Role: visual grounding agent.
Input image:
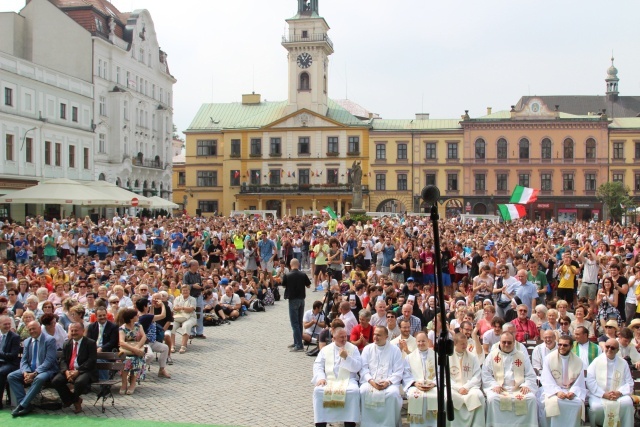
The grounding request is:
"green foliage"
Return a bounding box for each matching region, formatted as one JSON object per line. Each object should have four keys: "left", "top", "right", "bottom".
{"left": 596, "top": 181, "right": 634, "bottom": 222}
{"left": 347, "top": 213, "right": 372, "bottom": 224}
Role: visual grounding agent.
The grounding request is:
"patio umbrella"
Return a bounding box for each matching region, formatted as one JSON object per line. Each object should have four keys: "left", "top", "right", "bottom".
{"left": 148, "top": 196, "right": 179, "bottom": 209}
{"left": 84, "top": 181, "right": 153, "bottom": 207}
{"left": 1, "top": 178, "right": 120, "bottom": 206}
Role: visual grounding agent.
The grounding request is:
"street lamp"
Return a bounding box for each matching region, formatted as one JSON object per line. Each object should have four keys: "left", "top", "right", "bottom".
{"left": 20, "top": 127, "right": 37, "bottom": 151}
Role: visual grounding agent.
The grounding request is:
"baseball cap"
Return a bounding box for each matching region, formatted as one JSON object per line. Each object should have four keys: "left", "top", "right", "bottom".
{"left": 220, "top": 278, "right": 229, "bottom": 285}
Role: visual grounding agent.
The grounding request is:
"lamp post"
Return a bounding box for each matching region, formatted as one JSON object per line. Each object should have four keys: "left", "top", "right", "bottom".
{"left": 20, "top": 127, "right": 37, "bottom": 151}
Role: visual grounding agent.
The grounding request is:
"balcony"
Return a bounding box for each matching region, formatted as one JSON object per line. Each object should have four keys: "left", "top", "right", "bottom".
{"left": 132, "top": 158, "right": 167, "bottom": 170}
{"left": 239, "top": 183, "right": 368, "bottom": 194}
{"left": 282, "top": 34, "right": 333, "bottom": 49}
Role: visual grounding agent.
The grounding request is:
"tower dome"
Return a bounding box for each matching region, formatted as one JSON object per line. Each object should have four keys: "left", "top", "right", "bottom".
{"left": 606, "top": 56, "right": 619, "bottom": 100}
{"left": 607, "top": 57, "right": 618, "bottom": 78}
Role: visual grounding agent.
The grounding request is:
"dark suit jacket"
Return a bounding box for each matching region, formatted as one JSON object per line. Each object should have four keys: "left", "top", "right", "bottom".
{"left": 60, "top": 337, "right": 98, "bottom": 382}
{"left": 0, "top": 330, "right": 21, "bottom": 368}
{"left": 86, "top": 320, "right": 119, "bottom": 352}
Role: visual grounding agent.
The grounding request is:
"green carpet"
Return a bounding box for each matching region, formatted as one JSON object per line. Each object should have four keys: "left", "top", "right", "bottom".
{"left": 0, "top": 412, "right": 241, "bottom": 427}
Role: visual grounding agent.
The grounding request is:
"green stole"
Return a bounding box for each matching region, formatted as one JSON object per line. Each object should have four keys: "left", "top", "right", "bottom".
{"left": 572, "top": 341, "right": 598, "bottom": 364}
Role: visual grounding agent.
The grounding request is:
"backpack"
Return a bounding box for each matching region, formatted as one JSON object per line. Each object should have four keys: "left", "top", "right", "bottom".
{"left": 250, "top": 299, "right": 266, "bottom": 312}
{"left": 272, "top": 285, "right": 281, "bottom": 301}
{"left": 263, "top": 288, "right": 275, "bottom": 306}
{"left": 203, "top": 313, "right": 220, "bottom": 326}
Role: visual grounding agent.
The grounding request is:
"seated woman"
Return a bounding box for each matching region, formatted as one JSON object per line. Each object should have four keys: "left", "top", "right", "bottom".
{"left": 171, "top": 286, "right": 197, "bottom": 354}
{"left": 40, "top": 312, "right": 67, "bottom": 350}
{"left": 116, "top": 308, "right": 147, "bottom": 395}
{"left": 202, "top": 289, "right": 229, "bottom": 323}
{"left": 16, "top": 310, "right": 36, "bottom": 342}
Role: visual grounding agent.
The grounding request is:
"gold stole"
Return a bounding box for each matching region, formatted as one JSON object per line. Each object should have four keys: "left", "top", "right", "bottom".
{"left": 544, "top": 352, "right": 584, "bottom": 419}
{"left": 449, "top": 351, "right": 482, "bottom": 411}
{"left": 407, "top": 349, "right": 437, "bottom": 424}
{"left": 322, "top": 342, "right": 355, "bottom": 408}
{"left": 489, "top": 349, "right": 528, "bottom": 415}
{"left": 595, "top": 356, "right": 626, "bottom": 427}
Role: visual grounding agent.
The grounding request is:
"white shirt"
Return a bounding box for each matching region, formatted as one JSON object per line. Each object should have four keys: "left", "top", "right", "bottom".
{"left": 339, "top": 311, "right": 358, "bottom": 335}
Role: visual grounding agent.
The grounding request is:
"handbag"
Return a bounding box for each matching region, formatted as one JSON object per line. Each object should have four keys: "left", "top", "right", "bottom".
{"left": 173, "top": 313, "right": 190, "bottom": 323}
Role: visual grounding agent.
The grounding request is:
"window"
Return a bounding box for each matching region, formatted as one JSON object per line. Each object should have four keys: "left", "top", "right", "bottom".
{"left": 563, "top": 138, "right": 574, "bottom": 159}
{"left": 60, "top": 103, "right": 67, "bottom": 119}
{"left": 497, "top": 138, "right": 508, "bottom": 160}
{"left": 518, "top": 173, "right": 530, "bottom": 187}
{"left": 231, "top": 139, "right": 241, "bottom": 156}
{"left": 375, "top": 174, "right": 386, "bottom": 191}
{"left": 298, "top": 137, "right": 310, "bottom": 154}
{"left": 299, "top": 72, "right": 310, "bottom": 90}
{"left": 45, "top": 141, "right": 51, "bottom": 165}
{"left": 613, "top": 142, "right": 624, "bottom": 159}
{"left": 269, "top": 169, "right": 280, "bottom": 185}
{"left": 4, "top": 87, "right": 12, "bottom": 106}
{"left": 83, "top": 147, "right": 89, "bottom": 169}
{"left": 99, "top": 97, "right": 107, "bottom": 116}
{"left": 375, "top": 144, "right": 386, "bottom": 160}
{"left": 447, "top": 173, "right": 458, "bottom": 191}
{"left": 585, "top": 173, "right": 596, "bottom": 191}
{"left": 327, "top": 168, "right": 339, "bottom": 184}
{"left": 475, "top": 138, "right": 485, "bottom": 159}
{"left": 563, "top": 173, "right": 574, "bottom": 191}
{"left": 71, "top": 106, "right": 78, "bottom": 122}
{"left": 519, "top": 138, "right": 529, "bottom": 159}
{"left": 397, "top": 174, "right": 407, "bottom": 190}
{"left": 586, "top": 138, "right": 596, "bottom": 159}
{"left": 496, "top": 173, "right": 508, "bottom": 191}
{"left": 612, "top": 173, "right": 624, "bottom": 183}
{"left": 198, "top": 200, "right": 219, "bottom": 213}
{"left": 197, "top": 171, "right": 218, "bottom": 187}
{"left": 541, "top": 174, "right": 552, "bottom": 191}
{"left": 348, "top": 137, "right": 359, "bottom": 154}
{"left": 270, "top": 138, "right": 281, "bottom": 155}
{"left": 447, "top": 143, "right": 458, "bottom": 160}
{"left": 116, "top": 66, "right": 121, "bottom": 84}
{"left": 327, "top": 137, "right": 339, "bottom": 154}
{"left": 196, "top": 140, "right": 217, "bottom": 156}
{"left": 250, "top": 169, "right": 261, "bottom": 185}
{"left": 25, "top": 137, "right": 33, "bottom": 163}
{"left": 425, "top": 173, "right": 436, "bottom": 186}
{"left": 178, "top": 172, "right": 186, "bottom": 186}
{"left": 54, "top": 143, "right": 61, "bottom": 166}
{"left": 250, "top": 138, "right": 261, "bottom": 156}
{"left": 397, "top": 143, "right": 407, "bottom": 160}
{"left": 5, "top": 135, "right": 13, "bottom": 161}
{"left": 302, "top": 30, "right": 308, "bottom": 38}
{"left": 636, "top": 174, "right": 640, "bottom": 191}
{"left": 98, "top": 134, "right": 106, "bottom": 153}
{"left": 299, "top": 169, "right": 310, "bottom": 185}
{"left": 69, "top": 145, "right": 75, "bottom": 168}
{"left": 541, "top": 138, "right": 552, "bottom": 159}
{"left": 123, "top": 101, "right": 128, "bottom": 121}
{"left": 475, "top": 173, "right": 486, "bottom": 191}
{"left": 425, "top": 142, "right": 436, "bottom": 159}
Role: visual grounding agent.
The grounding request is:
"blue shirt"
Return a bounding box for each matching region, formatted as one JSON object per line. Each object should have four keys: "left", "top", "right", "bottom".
{"left": 153, "top": 229, "right": 163, "bottom": 245}
{"left": 96, "top": 235, "right": 110, "bottom": 253}
{"left": 14, "top": 239, "right": 28, "bottom": 259}
{"left": 88, "top": 234, "right": 98, "bottom": 252}
{"left": 515, "top": 281, "right": 539, "bottom": 314}
{"left": 170, "top": 232, "right": 183, "bottom": 249}
{"left": 257, "top": 238, "right": 275, "bottom": 262}
{"left": 382, "top": 245, "right": 395, "bottom": 267}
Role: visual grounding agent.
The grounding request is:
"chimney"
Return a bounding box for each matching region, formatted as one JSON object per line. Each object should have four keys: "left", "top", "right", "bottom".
{"left": 415, "top": 113, "right": 430, "bottom": 120}
{"left": 242, "top": 93, "right": 261, "bottom": 105}
{"left": 486, "top": 107, "right": 492, "bottom": 115}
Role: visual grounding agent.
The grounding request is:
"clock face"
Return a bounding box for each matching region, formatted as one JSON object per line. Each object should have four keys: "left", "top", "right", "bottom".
{"left": 297, "top": 52, "right": 313, "bottom": 68}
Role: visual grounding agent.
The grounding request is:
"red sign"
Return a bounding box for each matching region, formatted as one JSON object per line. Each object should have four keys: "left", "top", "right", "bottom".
{"left": 131, "top": 198, "right": 139, "bottom": 207}
{"left": 465, "top": 202, "right": 471, "bottom": 212}
{"left": 537, "top": 203, "right": 550, "bottom": 208}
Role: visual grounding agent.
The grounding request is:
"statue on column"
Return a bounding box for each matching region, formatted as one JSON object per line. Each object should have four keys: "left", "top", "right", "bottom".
{"left": 349, "top": 160, "right": 365, "bottom": 215}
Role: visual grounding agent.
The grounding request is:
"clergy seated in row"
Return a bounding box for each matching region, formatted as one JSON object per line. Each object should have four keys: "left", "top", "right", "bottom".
{"left": 538, "top": 336, "right": 587, "bottom": 427}
{"left": 572, "top": 325, "right": 601, "bottom": 370}
{"left": 358, "top": 325, "right": 404, "bottom": 427}
{"left": 482, "top": 331, "right": 538, "bottom": 427}
{"left": 447, "top": 332, "right": 485, "bottom": 427}
{"left": 311, "top": 327, "right": 361, "bottom": 427}
{"left": 489, "top": 322, "right": 528, "bottom": 354}
{"left": 401, "top": 331, "right": 438, "bottom": 427}
{"left": 585, "top": 338, "right": 635, "bottom": 427}
{"left": 390, "top": 319, "right": 417, "bottom": 359}
{"left": 532, "top": 330, "right": 557, "bottom": 375}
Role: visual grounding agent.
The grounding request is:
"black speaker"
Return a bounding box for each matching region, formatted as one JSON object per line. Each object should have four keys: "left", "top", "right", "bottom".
{"left": 89, "top": 213, "right": 99, "bottom": 224}
{"left": 195, "top": 209, "right": 202, "bottom": 217}
{"left": 421, "top": 185, "right": 441, "bottom": 205}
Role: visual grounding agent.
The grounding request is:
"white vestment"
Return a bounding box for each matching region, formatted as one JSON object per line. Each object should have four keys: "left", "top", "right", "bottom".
{"left": 401, "top": 348, "right": 438, "bottom": 427}
{"left": 482, "top": 347, "right": 539, "bottom": 427}
{"left": 585, "top": 354, "right": 635, "bottom": 427}
{"left": 359, "top": 342, "right": 404, "bottom": 427}
{"left": 538, "top": 350, "right": 586, "bottom": 427}
{"left": 391, "top": 334, "right": 417, "bottom": 358}
{"left": 531, "top": 343, "right": 557, "bottom": 373}
{"left": 312, "top": 342, "right": 362, "bottom": 423}
{"left": 447, "top": 349, "right": 485, "bottom": 427}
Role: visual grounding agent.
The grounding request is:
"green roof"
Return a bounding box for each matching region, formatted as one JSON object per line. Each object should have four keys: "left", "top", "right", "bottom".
{"left": 609, "top": 118, "right": 640, "bottom": 129}
{"left": 186, "top": 99, "right": 367, "bottom": 132}
{"left": 370, "top": 119, "right": 461, "bottom": 131}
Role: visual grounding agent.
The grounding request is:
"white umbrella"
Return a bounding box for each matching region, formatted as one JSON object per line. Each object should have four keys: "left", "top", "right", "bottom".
{"left": 84, "top": 181, "right": 153, "bottom": 207}
{"left": 148, "top": 196, "right": 179, "bottom": 209}
{"left": 1, "top": 178, "right": 120, "bottom": 206}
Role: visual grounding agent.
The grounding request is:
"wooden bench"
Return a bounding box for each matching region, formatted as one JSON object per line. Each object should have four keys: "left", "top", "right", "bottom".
{"left": 92, "top": 352, "right": 126, "bottom": 413}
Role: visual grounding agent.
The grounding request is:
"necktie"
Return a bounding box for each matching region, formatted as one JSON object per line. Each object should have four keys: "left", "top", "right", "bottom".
{"left": 0, "top": 333, "right": 4, "bottom": 351}
{"left": 98, "top": 323, "right": 104, "bottom": 347}
{"left": 70, "top": 341, "right": 78, "bottom": 370}
{"left": 31, "top": 339, "right": 38, "bottom": 371}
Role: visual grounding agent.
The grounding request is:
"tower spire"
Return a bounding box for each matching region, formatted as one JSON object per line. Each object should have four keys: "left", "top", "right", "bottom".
{"left": 605, "top": 56, "right": 619, "bottom": 101}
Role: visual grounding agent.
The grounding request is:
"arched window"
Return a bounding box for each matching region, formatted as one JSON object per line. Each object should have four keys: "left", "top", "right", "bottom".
{"left": 541, "top": 138, "right": 552, "bottom": 159}
{"left": 585, "top": 138, "right": 596, "bottom": 159}
{"left": 134, "top": 179, "right": 140, "bottom": 188}
{"left": 519, "top": 138, "right": 529, "bottom": 159}
{"left": 563, "top": 138, "right": 574, "bottom": 159}
{"left": 98, "top": 173, "right": 106, "bottom": 181}
{"left": 299, "top": 72, "right": 310, "bottom": 91}
{"left": 497, "top": 138, "right": 507, "bottom": 159}
{"left": 323, "top": 74, "right": 327, "bottom": 93}
{"left": 115, "top": 177, "right": 122, "bottom": 187}
{"left": 475, "top": 138, "right": 485, "bottom": 159}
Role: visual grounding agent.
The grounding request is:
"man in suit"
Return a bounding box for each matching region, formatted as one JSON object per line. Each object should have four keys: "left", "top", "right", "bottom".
{"left": 7, "top": 320, "right": 59, "bottom": 417}
{"left": 51, "top": 322, "right": 97, "bottom": 413}
{"left": 0, "top": 315, "right": 21, "bottom": 409}
{"left": 86, "top": 306, "right": 119, "bottom": 380}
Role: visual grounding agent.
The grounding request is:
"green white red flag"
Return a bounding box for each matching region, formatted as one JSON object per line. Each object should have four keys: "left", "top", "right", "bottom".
{"left": 509, "top": 185, "right": 539, "bottom": 204}
{"left": 321, "top": 206, "right": 337, "bottom": 219}
{"left": 498, "top": 204, "right": 527, "bottom": 221}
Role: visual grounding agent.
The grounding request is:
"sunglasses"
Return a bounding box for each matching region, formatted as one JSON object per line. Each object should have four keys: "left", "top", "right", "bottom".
{"left": 386, "top": 315, "right": 395, "bottom": 319}
{"left": 605, "top": 345, "right": 619, "bottom": 350}
{"left": 560, "top": 322, "right": 570, "bottom": 325}
{"left": 110, "top": 300, "right": 119, "bottom": 304}
{"left": 557, "top": 343, "right": 570, "bottom": 347}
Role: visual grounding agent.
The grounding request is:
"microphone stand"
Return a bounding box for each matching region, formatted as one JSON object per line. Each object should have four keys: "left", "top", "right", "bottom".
{"left": 429, "top": 201, "right": 454, "bottom": 426}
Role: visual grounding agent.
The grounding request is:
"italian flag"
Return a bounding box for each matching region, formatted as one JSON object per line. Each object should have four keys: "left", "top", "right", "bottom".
{"left": 509, "top": 185, "right": 539, "bottom": 204}
{"left": 498, "top": 204, "right": 527, "bottom": 221}
{"left": 321, "top": 206, "right": 338, "bottom": 219}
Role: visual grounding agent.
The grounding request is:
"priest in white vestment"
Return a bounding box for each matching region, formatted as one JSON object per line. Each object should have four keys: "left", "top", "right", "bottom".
{"left": 538, "top": 336, "right": 586, "bottom": 427}
{"left": 447, "top": 332, "right": 485, "bottom": 427}
{"left": 585, "top": 338, "right": 635, "bottom": 427}
{"left": 359, "top": 325, "right": 404, "bottom": 427}
{"left": 401, "top": 332, "right": 438, "bottom": 427}
{"left": 312, "top": 327, "right": 362, "bottom": 427}
{"left": 482, "top": 331, "right": 538, "bottom": 427}
{"left": 391, "top": 319, "right": 417, "bottom": 359}
{"left": 532, "top": 330, "right": 557, "bottom": 375}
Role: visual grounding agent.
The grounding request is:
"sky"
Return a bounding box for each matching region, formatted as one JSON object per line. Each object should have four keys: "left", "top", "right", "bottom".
{"left": 4, "top": 0, "right": 640, "bottom": 138}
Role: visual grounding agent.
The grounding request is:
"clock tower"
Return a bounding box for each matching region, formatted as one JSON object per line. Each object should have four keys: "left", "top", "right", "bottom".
{"left": 282, "top": 0, "right": 334, "bottom": 115}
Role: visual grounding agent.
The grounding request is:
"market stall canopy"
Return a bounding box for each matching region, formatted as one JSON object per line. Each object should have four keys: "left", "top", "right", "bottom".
{"left": 84, "top": 180, "right": 153, "bottom": 207}
{"left": 1, "top": 178, "right": 121, "bottom": 206}
{"left": 148, "top": 196, "right": 179, "bottom": 209}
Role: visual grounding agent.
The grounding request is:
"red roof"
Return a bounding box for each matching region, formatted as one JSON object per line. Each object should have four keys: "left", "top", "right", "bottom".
{"left": 49, "top": 0, "right": 128, "bottom": 23}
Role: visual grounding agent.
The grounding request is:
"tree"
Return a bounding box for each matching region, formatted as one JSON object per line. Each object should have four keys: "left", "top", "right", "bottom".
{"left": 596, "top": 181, "right": 634, "bottom": 222}
{"left": 172, "top": 124, "right": 184, "bottom": 143}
